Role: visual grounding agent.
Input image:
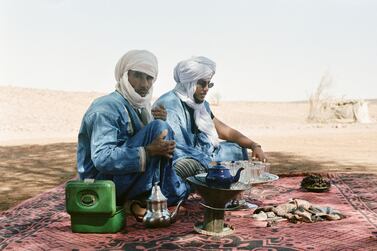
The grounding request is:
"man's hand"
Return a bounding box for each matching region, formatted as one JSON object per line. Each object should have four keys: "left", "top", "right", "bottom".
{"left": 251, "top": 146, "right": 268, "bottom": 163}
{"left": 145, "top": 129, "right": 176, "bottom": 159}
{"left": 152, "top": 105, "right": 167, "bottom": 121}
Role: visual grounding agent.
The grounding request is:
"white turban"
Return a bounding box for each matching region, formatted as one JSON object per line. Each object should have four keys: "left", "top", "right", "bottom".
{"left": 115, "top": 50, "right": 158, "bottom": 123}
{"left": 173, "top": 56, "right": 219, "bottom": 147}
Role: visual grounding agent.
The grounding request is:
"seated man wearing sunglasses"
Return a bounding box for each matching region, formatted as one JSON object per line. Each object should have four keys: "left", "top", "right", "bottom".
{"left": 154, "top": 56, "right": 267, "bottom": 180}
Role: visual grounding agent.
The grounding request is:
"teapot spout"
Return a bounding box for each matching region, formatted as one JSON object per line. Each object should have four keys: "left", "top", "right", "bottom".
{"left": 232, "top": 167, "right": 245, "bottom": 183}
{"left": 170, "top": 199, "right": 184, "bottom": 223}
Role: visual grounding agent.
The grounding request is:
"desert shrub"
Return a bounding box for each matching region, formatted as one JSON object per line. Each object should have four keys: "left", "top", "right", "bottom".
{"left": 307, "top": 73, "right": 371, "bottom": 123}
{"left": 307, "top": 72, "right": 333, "bottom": 123}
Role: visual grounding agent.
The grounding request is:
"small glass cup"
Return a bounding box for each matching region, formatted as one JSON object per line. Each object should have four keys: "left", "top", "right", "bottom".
{"left": 250, "top": 161, "right": 263, "bottom": 183}
{"left": 227, "top": 160, "right": 258, "bottom": 210}
{"left": 261, "top": 162, "right": 271, "bottom": 178}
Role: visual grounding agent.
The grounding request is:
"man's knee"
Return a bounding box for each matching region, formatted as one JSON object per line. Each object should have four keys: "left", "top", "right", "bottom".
{"left": 149, "top": 119, "right": 169, "bottom": 129}
{"left": 148, "top": 120, "right": 173, "bottom": 138}
{"left": 174, "top": 158, "right": 206, "bottom": 180}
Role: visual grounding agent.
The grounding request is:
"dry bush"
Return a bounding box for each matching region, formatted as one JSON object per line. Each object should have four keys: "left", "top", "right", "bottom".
{"left": 307, "top": 72, "right": 333, "bottom": 122}
{"left": 307, "top": 73, "right": 371, "bottom": 123}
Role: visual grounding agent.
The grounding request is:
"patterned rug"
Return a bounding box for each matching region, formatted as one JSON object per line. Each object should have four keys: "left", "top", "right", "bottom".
{"left": 1, "top": 173, "right": 377, "bottom": 250}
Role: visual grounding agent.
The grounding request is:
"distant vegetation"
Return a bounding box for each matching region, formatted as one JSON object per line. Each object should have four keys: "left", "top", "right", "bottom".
{"left": 307, "top": 73, "right": 372, "bottom": 123}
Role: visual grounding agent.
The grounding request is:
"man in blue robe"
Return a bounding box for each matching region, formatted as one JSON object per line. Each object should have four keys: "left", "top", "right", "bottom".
{"left": 77, "top": 50, "right": 189, "bottom": 206}
{"left": 154, "top": 56, "right": 267, "bottom": 179}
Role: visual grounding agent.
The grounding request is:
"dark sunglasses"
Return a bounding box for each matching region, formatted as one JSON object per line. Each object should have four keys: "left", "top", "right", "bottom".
{"left": 196, "top": 79, "right": 214, "bottom": 89}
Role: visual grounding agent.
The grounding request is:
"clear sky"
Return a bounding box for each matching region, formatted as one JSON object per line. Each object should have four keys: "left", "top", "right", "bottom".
{"left": 1, "top": 0, "right": 376, "bottom": 101}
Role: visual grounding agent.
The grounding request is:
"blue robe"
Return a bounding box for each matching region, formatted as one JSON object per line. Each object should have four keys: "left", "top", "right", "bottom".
{"left": 77, "top": 91, "right": 189, "bottom": 205}
{"left": 154, "top": 91, "right": 248, "bottom": 169}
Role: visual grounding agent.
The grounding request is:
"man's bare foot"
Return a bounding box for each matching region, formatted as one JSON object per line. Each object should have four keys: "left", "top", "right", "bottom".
{"left": 131, "top": 202, "right": 146, "bottom": 217}
{"left": 124, "top": 200, "right": 146, "bottom": 217}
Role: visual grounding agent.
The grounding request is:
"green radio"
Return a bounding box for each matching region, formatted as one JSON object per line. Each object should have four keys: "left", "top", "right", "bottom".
{"left": 65, "top": 179, "right": 125, "bottom": 233}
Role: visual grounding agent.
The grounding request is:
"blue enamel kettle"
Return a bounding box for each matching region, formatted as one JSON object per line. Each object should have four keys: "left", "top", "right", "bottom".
{"left": 205, "top": 162, "right": 244, "bottom": 189}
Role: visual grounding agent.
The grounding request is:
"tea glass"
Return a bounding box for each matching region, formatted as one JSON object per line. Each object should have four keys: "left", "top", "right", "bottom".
{"left": 248, "top": 161, "right": 273, "bottom": 202}
{"left": 250, "top": 161, "right": 263, "bottom": 182}
{"left": 227, "top": 160, "right": 261, "bottom": 209}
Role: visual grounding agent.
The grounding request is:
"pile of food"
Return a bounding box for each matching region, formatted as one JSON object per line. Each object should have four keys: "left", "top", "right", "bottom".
{"left": 300, "top": 175, "right": 331, "bottom": 192}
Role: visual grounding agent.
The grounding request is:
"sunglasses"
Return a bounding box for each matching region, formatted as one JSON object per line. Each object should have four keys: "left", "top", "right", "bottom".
{"left": 196, "top": 79, "right": 214, "bottom": 89}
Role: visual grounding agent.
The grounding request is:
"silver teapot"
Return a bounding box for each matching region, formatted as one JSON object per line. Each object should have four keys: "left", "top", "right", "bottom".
{"left": 130, "top": 182, "right": 184, "bottom": 228}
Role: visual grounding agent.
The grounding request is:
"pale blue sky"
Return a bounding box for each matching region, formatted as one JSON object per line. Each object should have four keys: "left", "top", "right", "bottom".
{"left": 1, "top": 0, "right": 376, "bottom": 101}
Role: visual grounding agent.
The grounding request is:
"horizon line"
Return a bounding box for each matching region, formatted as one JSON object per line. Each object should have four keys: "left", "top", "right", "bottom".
{"left": 1, "top": 84, "right": 376, "bottom": 103}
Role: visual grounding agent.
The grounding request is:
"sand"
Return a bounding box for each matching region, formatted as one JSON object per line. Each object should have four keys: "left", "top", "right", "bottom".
{"left": 0, "top": 86, "right": 376, "bottom": 211}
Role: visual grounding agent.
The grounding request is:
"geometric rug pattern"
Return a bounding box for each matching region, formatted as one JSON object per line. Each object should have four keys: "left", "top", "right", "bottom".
{"left": 1, "top": 173, "right": 377, "bottom": 250}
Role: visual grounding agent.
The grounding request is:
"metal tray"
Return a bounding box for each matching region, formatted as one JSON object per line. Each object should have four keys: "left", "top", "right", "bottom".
{"left": 194, "top": 172, "right": 279, "bottom": 185}
{"left": 250, "top": 173, "right": 279, "bottom": 185}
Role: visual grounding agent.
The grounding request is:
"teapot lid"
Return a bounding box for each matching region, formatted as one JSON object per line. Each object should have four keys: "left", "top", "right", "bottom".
{"left": 148, "top": 182, "right": 167, "bottom": 202}
{"left": 212, "top": 161, "right": 227, "bottom": 168}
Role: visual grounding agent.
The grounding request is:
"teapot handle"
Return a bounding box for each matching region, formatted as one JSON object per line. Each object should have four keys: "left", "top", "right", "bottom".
{"left": 129, "top": 200, "right": 145, "bottom": 222}
{"left": 170, "top": 198, "right": 185, "bottom": 224}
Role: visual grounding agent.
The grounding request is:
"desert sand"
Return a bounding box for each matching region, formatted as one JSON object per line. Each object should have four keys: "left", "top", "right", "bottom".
{"left": 0, "top": 86, "right": 376, "bottom": 211}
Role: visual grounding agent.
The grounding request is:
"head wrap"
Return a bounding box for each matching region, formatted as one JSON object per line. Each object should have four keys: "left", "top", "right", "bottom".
{"left": 115, "top": 50, "right": 158, "bottom": 123}
{"left": 173, "top": 56, "right": 219, "bottom": 147}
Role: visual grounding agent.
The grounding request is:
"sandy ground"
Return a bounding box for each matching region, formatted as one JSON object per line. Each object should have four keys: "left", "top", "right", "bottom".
{"left": 0, "top": 86, "right": 376, "bottom": 211}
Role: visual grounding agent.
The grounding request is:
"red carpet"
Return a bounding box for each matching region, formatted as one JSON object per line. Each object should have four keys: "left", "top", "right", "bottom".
{"left": 1, "top": 173, "right": 377, "bottom": 250}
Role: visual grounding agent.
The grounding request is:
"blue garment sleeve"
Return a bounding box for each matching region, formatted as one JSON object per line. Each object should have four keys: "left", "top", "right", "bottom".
{"left": 163, "top": 104, "right": 212, "bottom": 168}
{"left": 86, "top": 111, "right": 143, "bottom": 175}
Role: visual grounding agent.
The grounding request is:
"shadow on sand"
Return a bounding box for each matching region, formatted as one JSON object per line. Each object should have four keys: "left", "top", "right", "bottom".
{"left": 268, "top": 151, "right": 377, "bottom": 175}
{"left": 0, "top": 144, "right": 375, "bottom": 211}
{"left": 0, "top": 143, "right": 77, "bottom": 211}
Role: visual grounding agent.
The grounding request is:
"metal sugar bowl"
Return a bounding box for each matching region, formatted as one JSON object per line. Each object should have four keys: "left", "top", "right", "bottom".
{"left": 131, "top": 182, "right": 183, "bottom": 228}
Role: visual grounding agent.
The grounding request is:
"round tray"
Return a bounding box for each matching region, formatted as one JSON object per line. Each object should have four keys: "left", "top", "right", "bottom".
{"left": 193, "top": 173, "right": 250, "bottom": 190}
{"left": 194, "top": 172, "right": 279, "bottom": 185}
{"left": 250, "top": 173, "right": 279, "bottom": 185}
